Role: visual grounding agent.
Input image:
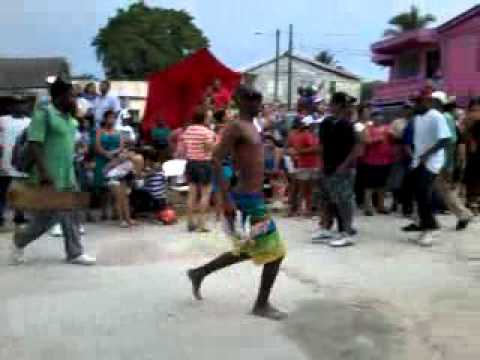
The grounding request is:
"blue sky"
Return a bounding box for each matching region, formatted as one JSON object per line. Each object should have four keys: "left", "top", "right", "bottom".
{"left": 1, "top": 0, "right": 477, "bottom": 80}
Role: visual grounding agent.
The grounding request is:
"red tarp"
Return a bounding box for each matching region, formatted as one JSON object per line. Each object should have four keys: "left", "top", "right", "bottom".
{"left": 142, "top": 48, "right": 242, "bottom": 133}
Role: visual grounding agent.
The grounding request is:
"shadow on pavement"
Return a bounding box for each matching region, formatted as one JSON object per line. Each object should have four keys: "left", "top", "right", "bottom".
{"left": 282, "top": 298, "right": 406, "bottom": 360}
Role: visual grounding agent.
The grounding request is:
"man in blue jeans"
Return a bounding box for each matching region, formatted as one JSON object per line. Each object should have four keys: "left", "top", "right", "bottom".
{"left": 314, "top": 92, "right": 359, "bottom": 247}
{"left": 10, "top": 79, "right": 96, "bottom": 265}
{"left": 402, "top": 90, "right": 452, "bottom": 246}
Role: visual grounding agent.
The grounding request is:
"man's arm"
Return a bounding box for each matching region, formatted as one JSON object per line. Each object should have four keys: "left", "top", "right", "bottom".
{"left": 212, "top": 122, "right": 239, "bottom": 209}
{"left": 336, "top": 144, "right": 361, "bottom": 174}
{"left": 419, "top": 138, "right": 450, "bottom": 164}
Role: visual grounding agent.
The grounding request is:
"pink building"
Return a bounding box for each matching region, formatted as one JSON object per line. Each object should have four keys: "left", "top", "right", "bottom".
{"left": 372, "top": 5, "right": 480, "bottom": 107}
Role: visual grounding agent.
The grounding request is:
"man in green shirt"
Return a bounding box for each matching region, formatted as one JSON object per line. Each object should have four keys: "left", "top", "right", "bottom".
{"left": 10, "top": 79, "right": 96, "bottom": 265}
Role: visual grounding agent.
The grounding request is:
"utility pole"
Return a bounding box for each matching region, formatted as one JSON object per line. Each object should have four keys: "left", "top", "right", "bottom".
{"left": 287, "top": 24, "right": 293, "bottom": 110}
{"left": 274, "top": 29, "right": 280, "bottom": 103}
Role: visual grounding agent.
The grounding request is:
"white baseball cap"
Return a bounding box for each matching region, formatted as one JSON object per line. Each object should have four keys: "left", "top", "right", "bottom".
{"left": 301, "top": 115, "right": 315, "bottom": 126}
{"left": 431, "top": 91, "right": 448, "bottom": 105}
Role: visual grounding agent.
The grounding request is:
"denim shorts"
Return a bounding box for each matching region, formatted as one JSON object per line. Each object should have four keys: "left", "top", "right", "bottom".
{"left": 186, "top": 160, "right": 213, "bottom": 185}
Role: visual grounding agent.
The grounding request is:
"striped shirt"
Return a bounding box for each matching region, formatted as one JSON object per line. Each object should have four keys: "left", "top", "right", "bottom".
{"left": 144, "top": 170, "right": 167, "bottom": 200}
{"left": 181, "top": 125, "right": 215, "bottom": 161}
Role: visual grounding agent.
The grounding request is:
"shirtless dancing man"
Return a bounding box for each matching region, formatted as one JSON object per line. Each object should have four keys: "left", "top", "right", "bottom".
{"left": 187, "top": 86, "right": 287, "bottom": 320}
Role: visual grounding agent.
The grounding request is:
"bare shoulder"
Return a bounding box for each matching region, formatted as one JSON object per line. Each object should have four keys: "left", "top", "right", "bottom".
{"left": 223, "top": 120, "right": 244, "bottom": 138}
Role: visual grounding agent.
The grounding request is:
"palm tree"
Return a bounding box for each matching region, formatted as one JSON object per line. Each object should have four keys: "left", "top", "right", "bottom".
{"left": 315, "top": 50, "right": 337, "bottom": 66}
{"left": 384, "top": 5, "right": 436, "bottom": 37}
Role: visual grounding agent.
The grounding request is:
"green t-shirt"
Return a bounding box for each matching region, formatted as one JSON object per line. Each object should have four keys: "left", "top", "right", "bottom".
{"left": 151, "top": 127, "right": 171, "bottom": 144}
{"left": 28, "top": 105, "right": 78, "bottom": 191}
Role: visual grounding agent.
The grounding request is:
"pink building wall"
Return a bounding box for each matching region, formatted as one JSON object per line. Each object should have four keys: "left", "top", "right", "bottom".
{"left": 372, "top": 6, "right": 480, "bottom": 105}
{"left": 440, "top": 16, "right": 480, "bottom": 97}
{"left": 388, "top": 46, "right": 435, "bottom": 81}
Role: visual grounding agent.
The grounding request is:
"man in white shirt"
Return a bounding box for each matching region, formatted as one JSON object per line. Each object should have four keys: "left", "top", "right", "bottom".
{"left": 402, "top": 90, "right": 452, "bottom": 246}
{"left": 93, "top": 80, "right": 121, "bottom": 128}
{"left": 0, "top": 98, "right": 31, "bottom": 228}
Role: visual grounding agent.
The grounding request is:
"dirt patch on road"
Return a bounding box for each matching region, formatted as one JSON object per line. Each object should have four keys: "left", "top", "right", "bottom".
{"left": 94, "top": 227, "right": 231, "bottom": 266}
{"left": 282, "top": 298, "right": 407, "bottom": 360}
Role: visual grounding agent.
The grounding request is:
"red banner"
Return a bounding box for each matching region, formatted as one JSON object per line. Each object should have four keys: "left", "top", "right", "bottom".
{"left": 142, "top": 48, "right": 241, "bottom": 133}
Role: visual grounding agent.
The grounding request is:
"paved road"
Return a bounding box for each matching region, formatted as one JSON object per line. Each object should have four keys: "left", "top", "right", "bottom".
{"left": 1, "top": 213, "right": 479, "bottom": 360}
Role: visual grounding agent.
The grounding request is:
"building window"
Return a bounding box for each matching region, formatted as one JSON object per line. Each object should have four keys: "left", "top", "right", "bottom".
{"left": 397, "top": 52, "right": 420, "bottom": 79}
{"left": 426, "top": 49, "right": 441, "bottom": 79}
{"left": 266, "top": 80, "right": 275, "bottom": 97}
{"left": 329, "top": 81, "right": 337, "bottom": 94}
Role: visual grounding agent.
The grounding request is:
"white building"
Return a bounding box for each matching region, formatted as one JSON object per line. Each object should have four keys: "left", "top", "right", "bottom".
{"left": 241, "top": 52, "right": 361, "bottom": 106}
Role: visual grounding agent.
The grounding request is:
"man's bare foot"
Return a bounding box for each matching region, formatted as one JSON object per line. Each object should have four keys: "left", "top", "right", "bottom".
{"left": 252, "top": 304, "right": 288, "bottom": 321}
{"left": 187, "top": 269, "right": 203, "bottom": 300}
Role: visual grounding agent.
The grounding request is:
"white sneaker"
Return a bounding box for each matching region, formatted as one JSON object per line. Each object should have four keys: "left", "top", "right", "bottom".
{"left": 416, "top": 231, "right": 439, "bottom": 247}
{"left": 50, "top": 224, "right": 63, "bottom": 237}
{"left": 79, "top": 225, "right": 86, "bottom": 235}
{"left": 329, "top": 233, "right": 355, "bottom": 248}
{"left": 10, "top": 243, "right": 25, "bottom": 265}
{"left": 312, "top": 229, "right": 335, "bottom": 243}
{"left": 69, "top": 254, "right": 96, "bottom": 266}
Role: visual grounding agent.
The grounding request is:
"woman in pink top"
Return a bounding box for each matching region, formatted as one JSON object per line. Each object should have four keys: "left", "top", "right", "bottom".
{"left": 360, "top": 110, "right": 394, "bottom": 215}
{"left": 182, "top": 111, "right": 216, "bottom": 232}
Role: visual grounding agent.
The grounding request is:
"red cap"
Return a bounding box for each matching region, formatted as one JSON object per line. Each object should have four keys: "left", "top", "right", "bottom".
{"left": 410, "top": 86, "right": 433, "bottom": 101}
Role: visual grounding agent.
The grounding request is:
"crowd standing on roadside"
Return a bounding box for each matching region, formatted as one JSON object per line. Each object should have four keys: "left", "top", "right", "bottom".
{"left": 0, "top": 75, "right": 478, "bottom": 272}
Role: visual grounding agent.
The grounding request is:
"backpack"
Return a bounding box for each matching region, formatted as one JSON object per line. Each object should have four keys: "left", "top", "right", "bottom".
{"left": 11, "top": 129, "right": 33, "bottom": 173}
{"left": 11, "top": 106, "right": 50, "bottom": 173}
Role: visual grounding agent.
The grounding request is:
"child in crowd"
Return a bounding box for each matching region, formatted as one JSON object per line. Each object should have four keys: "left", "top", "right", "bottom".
{"left": 130, "top": 149, "right": 168, "bottom": 216}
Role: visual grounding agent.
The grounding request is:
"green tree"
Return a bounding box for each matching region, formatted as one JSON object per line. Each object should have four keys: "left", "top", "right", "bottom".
{"left": 92, "top": 3, "right": 209, "bottom": 79}
{"left": 384, "top": 5, "right": 436, "bottom": 37}
{"left": 315, "top": 50, "right": 337, "bottom": 66}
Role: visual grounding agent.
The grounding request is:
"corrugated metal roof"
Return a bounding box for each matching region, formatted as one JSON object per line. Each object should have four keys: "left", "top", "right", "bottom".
{"left": 437, "top": 4, "right": 480, "bottom": 32}
{"left": 240, "top": 52, "right": 361, "bottom": 81}
{"left": 0, "top": 57, "right": 70, "bottom": 90}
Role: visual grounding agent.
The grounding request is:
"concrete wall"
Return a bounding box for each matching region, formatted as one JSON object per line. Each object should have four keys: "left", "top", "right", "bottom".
{"left": 110, "top": 81, "right": 148, "bottom": 119}
{"left": 247, "top": 57, "right": 361, "bottom": 105}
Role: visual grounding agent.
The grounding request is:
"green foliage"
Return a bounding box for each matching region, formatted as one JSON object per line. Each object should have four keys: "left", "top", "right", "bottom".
{"left": 92, "top": 3, "right": 209, "bottom": 79}
{"left": 384, "top": 5, "right": 436, "bottom": 37}
{"left": 315, "top": 50, "right": 337, "bottom": 66}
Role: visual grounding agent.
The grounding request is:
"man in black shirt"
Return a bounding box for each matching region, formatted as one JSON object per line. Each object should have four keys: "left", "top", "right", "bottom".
{"left": 316, "top": 92, "right": 358, "bottom": 247}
